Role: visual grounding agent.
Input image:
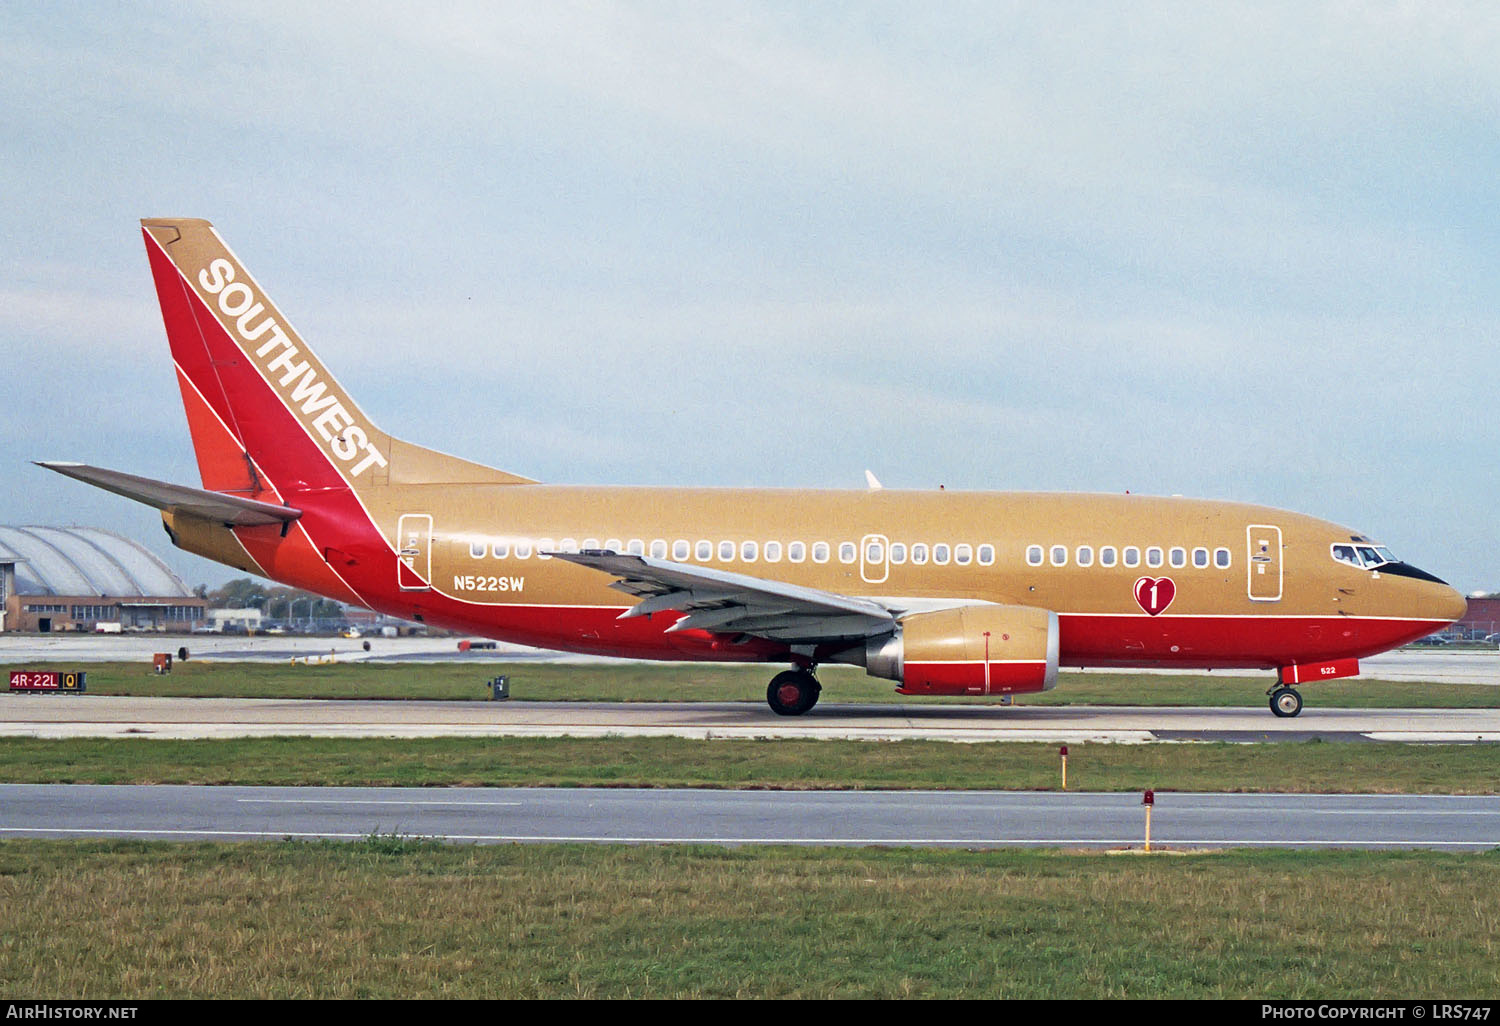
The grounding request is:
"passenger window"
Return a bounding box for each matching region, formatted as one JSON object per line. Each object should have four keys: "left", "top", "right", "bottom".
{"left": 627, "top": 540, "right": 645, "bottom": 556}
{"left": 789, "top": 541, "right": 806, "bottom": 563}
{"left": 1169, "top": 547, "right": 1186, "bottom": 568}
{"left": 865, "top": 541, "right": 884, "bottom": 563}
{"left": 764, "top": 541, "right": 782, "bottom": 563}
{"left": 1123, "top": 546, "right": 1140, "bottom": 568}
{"left": 933, "top": 544, "right": 951, "bottom": 565}
{"left": 911, "top": 543, "right": 929, "bottom": 565}
{"left": 977, "top": 544, "right": 994, "bottom": 566}
{"left": 839, "top": 542, "right": 857, "bottom": 564}
{"left": 604, "top": 539, "right": 622, "bottom": 553}
{"left": 1076, "top": 545, "right": 1094, "bottom": 568}
{"left": 1050, "top": 545, "right": 1067, "bottom": 567}
{"left": 1192, "top": 547, "right": 1208, "bottom": 568}
{"left": 955, "top": 544, "right": 972, "bottom": 565}
{"left": 812, "top": 542, "right": 830, "bottom": 563}
{"left": 582, "top": 539, "right": 599, "bottom": 551}
{"left": 493, "top": 541, "right": 510, "bottom": 559}
{"left": 514, "top": 539, "right": 533, "bottom": 559}
{"left": 1215, "top": 547, "right": 1231, "bottom": 569}
{"left": 469, "top": 541, "right": 486, "bottom": 559}
{"left": 537, "top": 538, "right": 555, "bottom": 560}
{"left": 1099, "top": 546, "right": 1117, "bottom": 567}
{"left": 696, "top": 540, "right": 712, "bottom": 560}
{"left": 1146, "top": 546, "right": 1163, "bottom": 568}
{"left": 560, "top": 539, "right": 579, "bottom": 554}
{"left": 673, "top": 540, "right": 690, "bottom": 560}
{"left": 890, "top": 543, "right": 907, "bottom": 564}
{"left": 719, "top": 541, "right": 735, "bottom": 561}
{"left": 650, "top": 539, "right": 667, "bottom": 558}
{"left": 742, "top": 540, "right": 758, "bottom": 562}
{"left": 1026, "top": 545, "right": 1044, "bottom": 566}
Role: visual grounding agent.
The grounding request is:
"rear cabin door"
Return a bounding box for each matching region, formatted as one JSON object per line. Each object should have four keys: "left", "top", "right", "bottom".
{"left": 397, "top": 514, "right": 433, "bottom": 591}
{"left": 1246, "top": 524, "right": 1283, "bottom": 602}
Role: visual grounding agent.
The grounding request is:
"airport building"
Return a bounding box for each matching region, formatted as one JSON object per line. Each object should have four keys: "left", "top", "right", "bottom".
{"left": 0, "top": 526, "right": 206, "bottom": 633}
{"left": 1456, "top": 595, "right": 1500, "bottom": 640}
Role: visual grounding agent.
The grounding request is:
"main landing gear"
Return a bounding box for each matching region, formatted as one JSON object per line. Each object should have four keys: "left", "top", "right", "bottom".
{"left": 1268, "top": 685, "right": 1303, "bottom": 718}
{"left": 767, "top": 669, "right": 821, "bottom": 716}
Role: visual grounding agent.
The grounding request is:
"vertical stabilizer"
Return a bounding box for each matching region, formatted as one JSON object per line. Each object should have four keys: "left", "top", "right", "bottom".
{"left": 140, "top": 218, "right": 533, "bottom": 498}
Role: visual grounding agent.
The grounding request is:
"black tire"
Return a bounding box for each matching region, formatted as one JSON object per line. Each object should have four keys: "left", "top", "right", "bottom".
{"left": 1270, "top": 687, "right": 1303, "bottom": 718}
{"left": 767, "top": 670, "right": 821, "bottom": 716}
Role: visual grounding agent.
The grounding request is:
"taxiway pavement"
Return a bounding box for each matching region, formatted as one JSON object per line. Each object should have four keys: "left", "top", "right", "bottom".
{"left": 2, "top": 694, "right": 1496, "bottom": 743}
{"left": 3, "top": 635, "right": 1499, "bottom": 683}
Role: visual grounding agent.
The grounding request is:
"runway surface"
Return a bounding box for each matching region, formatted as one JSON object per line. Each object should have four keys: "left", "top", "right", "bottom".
{"left": 2, "top": 784, "right": 1495, "bottom": 849}
{"left": 3, "top": 694, "right": 1497, "bottom": 743}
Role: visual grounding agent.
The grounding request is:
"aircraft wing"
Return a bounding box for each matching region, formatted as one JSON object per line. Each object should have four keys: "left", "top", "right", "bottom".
{"left": 35, "top": 462, "right": 302, "bottom": 527}
{"left": 548, "top": 550, "right": 896, "bottom": 643}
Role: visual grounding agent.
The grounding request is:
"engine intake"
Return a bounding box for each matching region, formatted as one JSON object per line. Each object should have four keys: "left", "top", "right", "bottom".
{"left": 865, "top": 604, "right": 1059, "bottom": 695}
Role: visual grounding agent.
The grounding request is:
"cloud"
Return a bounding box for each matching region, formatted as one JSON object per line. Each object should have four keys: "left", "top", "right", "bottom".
{"left": 1, "top": 2, "right": 1497, "bottom": 589}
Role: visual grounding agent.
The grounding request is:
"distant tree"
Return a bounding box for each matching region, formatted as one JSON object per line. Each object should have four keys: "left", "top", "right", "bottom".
{"left": 209, "top": 578, "right": 269, "bottom": 609}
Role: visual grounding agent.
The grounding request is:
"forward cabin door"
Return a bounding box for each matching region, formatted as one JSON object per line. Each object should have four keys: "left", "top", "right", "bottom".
{"left": 397, "top": 513, "right": 433, "bottom": 591}
{"left": 1246, "top": 524, "right": 1283, "bottom": 601}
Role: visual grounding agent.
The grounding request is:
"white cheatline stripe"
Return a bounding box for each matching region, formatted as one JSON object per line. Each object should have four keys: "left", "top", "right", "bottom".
{"left": 1060, "top": 612, "right": 1453, "bottom": 623}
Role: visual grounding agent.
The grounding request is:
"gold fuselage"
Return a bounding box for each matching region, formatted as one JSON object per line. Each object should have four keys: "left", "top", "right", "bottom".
{"left": 316, "top": 483, "right": 1464, "bottom": 669}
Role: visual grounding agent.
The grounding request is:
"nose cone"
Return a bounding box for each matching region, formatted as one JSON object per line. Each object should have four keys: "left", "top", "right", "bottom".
{"left": 1378, "top": 562, "right": 1467, "bottom": 624}
{"left": 1432, "top": 583, "right": 1468, "bottom": 625}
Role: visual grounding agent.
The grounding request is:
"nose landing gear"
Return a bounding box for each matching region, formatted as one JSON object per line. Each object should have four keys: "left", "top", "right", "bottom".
{"left": 767, "top": 668, "right": 821, "bottom": 716}
{"left": 1268, "top": 685, "right": 1303, "bottom": 718}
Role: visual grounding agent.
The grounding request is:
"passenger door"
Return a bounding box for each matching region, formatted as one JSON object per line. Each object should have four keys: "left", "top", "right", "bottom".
{"left": 1246, "top": 524, "right": 1283, "bottom": 601}
{"left": 396, "top": 514, "right": 433, "bottom": 591}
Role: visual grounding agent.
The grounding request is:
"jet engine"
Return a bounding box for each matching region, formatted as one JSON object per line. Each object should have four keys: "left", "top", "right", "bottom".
{"left": 864, "top": 604, "right": 1059, "bottom": 695}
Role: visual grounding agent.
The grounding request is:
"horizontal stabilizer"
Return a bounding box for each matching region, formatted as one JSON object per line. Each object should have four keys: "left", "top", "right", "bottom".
{"left": 35, "top": 462, "right": 301, "bottom": 527}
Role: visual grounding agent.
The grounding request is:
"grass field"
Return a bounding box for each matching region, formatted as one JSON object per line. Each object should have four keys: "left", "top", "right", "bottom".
{"left": 1, "top": 735, "right": 1496, "bottom": 793}
{"left": 1, "top": 840, "right": 1495, "bottom": 998}
{"left": 15, "top": 659, "right": 1500, "bottom": 707}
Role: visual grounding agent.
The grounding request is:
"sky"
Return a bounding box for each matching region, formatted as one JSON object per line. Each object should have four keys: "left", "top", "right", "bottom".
{"left": 1, "top": 1, "right": 1496, "bottom": 593}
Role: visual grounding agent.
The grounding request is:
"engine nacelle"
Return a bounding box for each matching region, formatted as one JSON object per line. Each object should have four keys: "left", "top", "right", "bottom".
{"left": 865, "top": 604, "right": 1060, "bottom": 696}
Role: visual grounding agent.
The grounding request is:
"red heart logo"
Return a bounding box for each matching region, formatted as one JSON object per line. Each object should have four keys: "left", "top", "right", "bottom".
{"left": 1133, "top": 576, "right": 1175, "bottom": 616}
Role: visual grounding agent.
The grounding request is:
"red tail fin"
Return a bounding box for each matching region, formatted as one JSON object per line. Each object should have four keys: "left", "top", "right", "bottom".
{"left": 141, "top": 218, "right": 390, "bottom": 498}
{"left": 141, "top": 218, "right": 535, "bottom": 498}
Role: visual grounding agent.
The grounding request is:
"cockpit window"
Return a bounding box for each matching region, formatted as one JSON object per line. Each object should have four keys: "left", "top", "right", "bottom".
{"left": 1331, "top": 542, "right": 1398, "bottom": 569}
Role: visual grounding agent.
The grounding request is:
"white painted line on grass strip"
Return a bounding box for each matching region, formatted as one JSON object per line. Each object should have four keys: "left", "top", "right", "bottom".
{"left": 1, "top": 826, "right": 1496, "bottom": 847}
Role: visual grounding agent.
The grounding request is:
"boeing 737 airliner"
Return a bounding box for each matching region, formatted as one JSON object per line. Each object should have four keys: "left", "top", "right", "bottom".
{"left": 41, "top": 218, "right": 1467, "bottom": 717}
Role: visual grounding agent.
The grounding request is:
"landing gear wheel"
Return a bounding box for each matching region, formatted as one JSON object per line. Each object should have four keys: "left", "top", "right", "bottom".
{"left": 1270, "top": 687, "right": 1303, "bottom": 718}
{"left": 767, "top": 670, "right": 821, "bottom": 716}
